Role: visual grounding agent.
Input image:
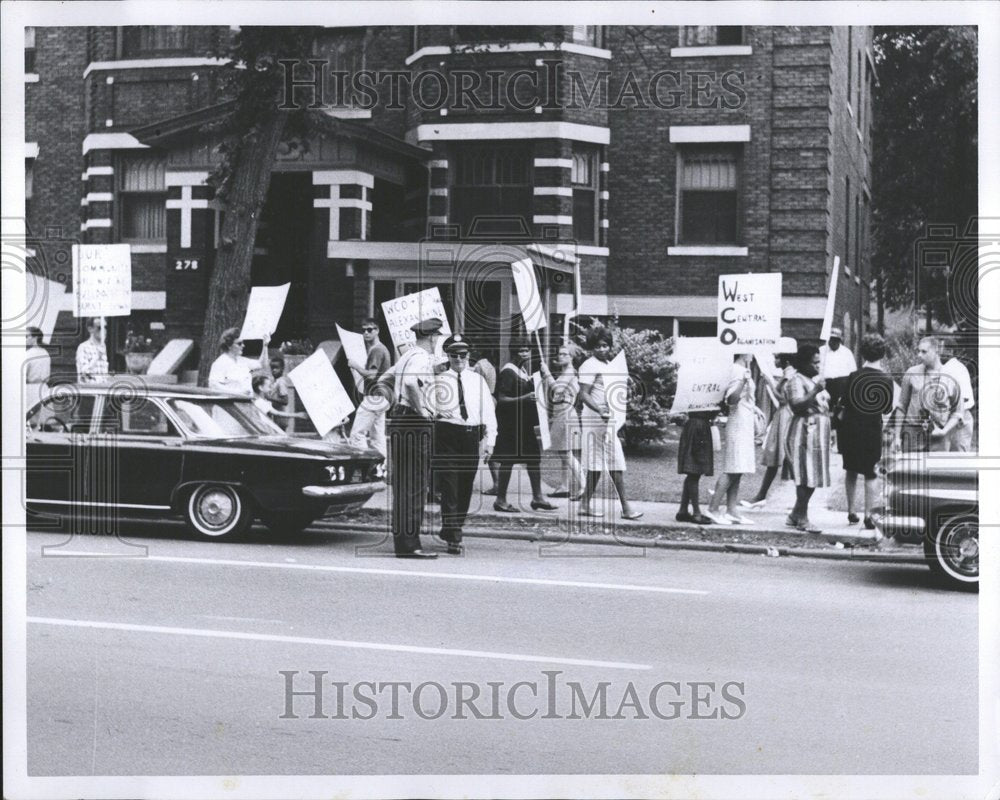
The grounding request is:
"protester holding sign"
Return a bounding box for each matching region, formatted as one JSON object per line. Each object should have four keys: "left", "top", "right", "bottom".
{"left": 75, "top": 317, "right": 109, "bottom": 384}
{"left": 675, "top": 409, "right": 719, "bottom": 525}
{"left": 540, "top": 343, "right": 584, "bottom": 500}
{"left": 742, "top": 341, "right": 798, "bottom": 509}
{"left": 347, "top": 318, "right": 393, "bottom": 458}
{"left": 208, "top": 327, "right": 270, "bottom": 397}
{"left": 578, "top": 328, "right": 642, "bottom": 520}
{"left": 705, "top": 354, "right": 757, "bottom": 526}
{"left": 786, "top": 345, "right": 832, "bottom": 534}
{"left": 492, "top": 339, "right": 556, "bottom": 513}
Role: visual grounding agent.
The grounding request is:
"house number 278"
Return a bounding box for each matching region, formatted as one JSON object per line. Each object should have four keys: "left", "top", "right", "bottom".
{"left": 174, "top": 259, "right": 199, "bottom": 271}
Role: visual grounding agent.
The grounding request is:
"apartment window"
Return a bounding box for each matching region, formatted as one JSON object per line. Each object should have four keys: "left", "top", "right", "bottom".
{"left": 451, "top": 143, "right": 533, "bottom": 236}
{"left": 678, "top": 145, "right": 740, "bottom": 245}
{"left": 118, "top": 155, "right": 166, "bottom": 242}
{"left": 121, "top": 26, "right": 189, "bottom": 58}
{"left": 681, "top": 26, "right": 743, "bottom": 47}
{"left": 25, "top": 27, "right": 36, "bottom": 73}
{"left": 329, "top": 29, "right": 366, "bottom": 105}
{"left": 846, "top": 28, "right": 853, "bottom": 109}
{"left": 843, "top": 176, "right": 851, "bottom": 269}
{"left": 572, "top": 145, "right": 598, "bottom": 244}
{"left": 571, "top": 26, "right": 604, "bottom": 47}
{"left": 856, "top": 50, "right": 863, "bottom": 129}
{"left": 451, "top": 26, "right": 539, "bottom": 44}
{"left": 854, "top": 195, "right": 862, "bottom": 275}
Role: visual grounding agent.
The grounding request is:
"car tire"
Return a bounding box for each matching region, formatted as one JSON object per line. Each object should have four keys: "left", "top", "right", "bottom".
{"left": 185, "top": 484, "right": 252, "bottom": 539}
{"left": 261, "top": 509, "right": 318, "bottom": 535}
{"left": 924, "top": 512, "right": 979, "bottom": 591}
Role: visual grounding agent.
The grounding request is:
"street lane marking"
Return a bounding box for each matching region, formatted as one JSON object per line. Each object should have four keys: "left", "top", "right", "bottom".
{"left": 27, "top": 617, "right": 653, "bottom": 671}
{"left": 47, "top": 551, "right": 709, "bottom": 596}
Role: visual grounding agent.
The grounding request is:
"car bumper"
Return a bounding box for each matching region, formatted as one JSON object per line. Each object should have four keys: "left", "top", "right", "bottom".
{"left": 302, "top": 481, "right": 386, "bottom": 500}
{"left": 876, "top": 514, "right": 926, "bottom": 539}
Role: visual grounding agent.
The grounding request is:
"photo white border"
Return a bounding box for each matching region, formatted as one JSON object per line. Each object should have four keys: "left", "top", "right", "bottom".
{"left": 3, "top": 2, "right": 998, "bottom": 798}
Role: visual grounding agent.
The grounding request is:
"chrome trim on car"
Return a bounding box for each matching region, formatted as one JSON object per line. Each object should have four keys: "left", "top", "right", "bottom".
{"left": 876, "top": 514, "right": 926, "bottom": 536}
{"left": 301, "top": 481, "right": 386, "bottom": 499}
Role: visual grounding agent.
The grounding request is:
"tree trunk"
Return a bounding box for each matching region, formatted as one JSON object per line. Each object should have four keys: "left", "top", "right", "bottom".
{"left": 198, "top": 112, "right": 288, "bottom": 384}
{"left": 876, "top": 272, "right": 884, "bottom": 334}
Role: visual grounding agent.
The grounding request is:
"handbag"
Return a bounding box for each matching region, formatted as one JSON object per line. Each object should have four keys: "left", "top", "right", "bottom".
{"left": 753, "top": 405, "right": 768, "bottom": 444}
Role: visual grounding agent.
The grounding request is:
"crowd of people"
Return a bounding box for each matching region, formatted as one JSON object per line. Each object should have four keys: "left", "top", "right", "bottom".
{"left": 673, "top": 328, "right": 976, "bottom": 535}
{"left": 34, "top": 313, "right": 975, "bottom": 555}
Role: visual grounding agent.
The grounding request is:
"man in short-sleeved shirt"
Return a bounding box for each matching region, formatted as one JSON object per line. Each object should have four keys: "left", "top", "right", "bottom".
{"left": 894, "top": 336, "right": 961, "bottom": 452}
{"left": 76, "top": 317, "right": 109, "bottom": 384}
{"left": 942, "top": 355, "right": 976, "bottom": 452}
{"left": 347, "top": 318, "right": 393, "bottom": 457}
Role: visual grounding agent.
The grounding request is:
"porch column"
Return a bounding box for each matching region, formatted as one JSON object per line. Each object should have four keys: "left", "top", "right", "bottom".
{"left": 164, "top": 170, "right": 216, "bottom": 341}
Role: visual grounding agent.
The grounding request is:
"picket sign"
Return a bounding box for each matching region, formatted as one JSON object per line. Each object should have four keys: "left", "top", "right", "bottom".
{"left": 336, "top": 323, "right": 368, "bottom": 394}
{"left": 72, "top": 244, "right": 131, "bottom": 317}
{"left": 717, "top": 273, "right": 781, "bottom": 349}
{"left": 819, "top": 256, "right": 841, "bottom": 342}
{"left": 670, "top": 337, "right": 732, "bottom": 414}
{"left": 240, "top": 283, "right": 290, "bottom": 340}
{"left": 288, "top": 350, "right": 355, "bottom": 437}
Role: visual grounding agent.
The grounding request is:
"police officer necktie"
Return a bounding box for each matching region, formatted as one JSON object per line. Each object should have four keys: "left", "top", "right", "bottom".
{"left": 455, "top": 369, "right": 468, "bottom": 420}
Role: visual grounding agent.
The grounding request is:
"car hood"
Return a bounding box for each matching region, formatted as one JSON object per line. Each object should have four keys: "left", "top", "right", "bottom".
{"left": 191, "top": 435, "right": 381, "bottom": 461}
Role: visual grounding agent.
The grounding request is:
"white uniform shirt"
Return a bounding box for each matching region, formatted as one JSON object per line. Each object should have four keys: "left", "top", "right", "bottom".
{"left": 819, "top": 344, "right": 857, "bottom": 380}
{"left": 942, "top": 357, "right": 975, "bottom": 411}
{"left": 208, "top": 354, "right": 257, "bottom": 397}
{"left": 433, "top": 367, "right": 498, "bottom": 448}
{"left": 391, "top": 345, "right": 437, "bottom": 417}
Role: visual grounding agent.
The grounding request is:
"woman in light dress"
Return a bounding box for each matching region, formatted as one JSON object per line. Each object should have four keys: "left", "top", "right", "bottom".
{"left": 577, "top": 328, "right": 642, "bottom": 520}
{"left": 540, "top": 343, "right": 584, "bottom": 500}
{"left": 785, "top": 344, "right": 832, "bottom": 533}
{"left": 208, "top": 327, "right": 270, "bottom": 397}
{"left": 706, "top": 353, "right": 757, "bottom": 525}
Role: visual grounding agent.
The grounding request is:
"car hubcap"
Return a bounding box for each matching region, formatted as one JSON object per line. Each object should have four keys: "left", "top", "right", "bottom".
{"left": 942, "top": 521, "right": 978, "bottom": 576}
{"left": 198, "top": 489, "right": 235, "bottom": 530}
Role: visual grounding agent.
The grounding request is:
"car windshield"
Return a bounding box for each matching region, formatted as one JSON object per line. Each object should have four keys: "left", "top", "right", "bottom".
{"left": 167, "top": 398, "right": 285, "bottom": 438}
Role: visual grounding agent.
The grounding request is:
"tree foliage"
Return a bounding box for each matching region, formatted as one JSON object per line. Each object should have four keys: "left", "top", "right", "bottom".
{"left": 871, "top": 27, "right": 977, "bottom": 327}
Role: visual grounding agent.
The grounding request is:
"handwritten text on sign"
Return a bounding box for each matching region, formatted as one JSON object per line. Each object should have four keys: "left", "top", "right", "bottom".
{"left": 381, "top": 287, "right": 452, "bottom": 354}
{"left": 717, "top": 273, "right": 781, "bottom": 349}
{"left": 72, "top": 244, "right": 132, "bottom": 317}
{"left": 670, "top": 337, "right": 732, "bottom": 414}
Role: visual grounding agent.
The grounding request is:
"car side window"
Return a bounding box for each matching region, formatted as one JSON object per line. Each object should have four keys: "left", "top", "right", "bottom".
{"left": 97, "top": 398, "right": 178, "bottom": 437}
{"left": 27, "top": 392, "right": 96, "bottom": 434}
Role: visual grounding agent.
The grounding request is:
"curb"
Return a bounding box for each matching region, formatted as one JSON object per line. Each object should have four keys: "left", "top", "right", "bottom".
{"left": 314, "top": 516, "right": 925, "bottom": 565}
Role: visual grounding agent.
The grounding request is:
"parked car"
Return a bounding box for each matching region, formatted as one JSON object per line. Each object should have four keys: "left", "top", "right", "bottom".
{"left": 877, "top": 452, "right": 979, "bottom": 590}
{"left": 25, "top": 381, "right": 385, "bottom": 539}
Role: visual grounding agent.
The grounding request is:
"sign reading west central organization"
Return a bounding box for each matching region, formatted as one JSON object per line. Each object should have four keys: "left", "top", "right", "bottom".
{"left": 380, "top": 287, "right": 452, "bottom": 356}
{"left": 717, "top": 273, "right": 782, "bottom": 349}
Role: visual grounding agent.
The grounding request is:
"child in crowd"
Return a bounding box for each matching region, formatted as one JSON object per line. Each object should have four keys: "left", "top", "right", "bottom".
{"left": 675, "top": 408, "right": 719, "bottom": 525}
{"left": 252, "top": 374, "right": 276, "bottom": 417}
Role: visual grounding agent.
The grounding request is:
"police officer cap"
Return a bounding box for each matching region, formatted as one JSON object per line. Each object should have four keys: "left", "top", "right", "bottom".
{"left": 410, "top": 317, "right": 444, "bottom": 335}
{"left": 443, "top": 334, "right": 470, "bottom": 353}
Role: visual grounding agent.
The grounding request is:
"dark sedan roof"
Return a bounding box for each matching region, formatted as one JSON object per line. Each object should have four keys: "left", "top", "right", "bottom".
{"left": 67, "top": 379, "right": 241, "bottom": 400}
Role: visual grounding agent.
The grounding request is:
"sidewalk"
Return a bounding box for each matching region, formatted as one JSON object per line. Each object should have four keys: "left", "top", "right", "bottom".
{"left": 357, "top": 464, "right": 919, "bottom": 563}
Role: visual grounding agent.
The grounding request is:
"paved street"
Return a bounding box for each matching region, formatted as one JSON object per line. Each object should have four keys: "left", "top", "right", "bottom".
{"left": 25, "top": 525, "right": 977, "bottom": 776}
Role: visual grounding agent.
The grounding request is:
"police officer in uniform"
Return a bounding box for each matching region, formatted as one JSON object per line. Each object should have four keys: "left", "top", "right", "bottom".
{"left": 432, "top": 334, "right": 498, "bottom": 554}
{"left": 385, "top": 318, "right": 443, "bottom": 558}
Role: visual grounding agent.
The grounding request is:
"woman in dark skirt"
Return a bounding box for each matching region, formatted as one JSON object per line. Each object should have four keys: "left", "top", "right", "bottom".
{"left": 675, "top": 409, "right": 718, "bottom": 524}
{"left": 492, "top": 340, "right": 557, "bottom": 513}
{"left": 840, "top": 333, "right": 895, "bottom": 528}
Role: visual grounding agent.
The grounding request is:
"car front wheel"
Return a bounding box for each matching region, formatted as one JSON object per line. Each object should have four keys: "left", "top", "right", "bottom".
{"left": 185, "top": 484, "right": 252, "bottom": 539}
{"left": 924, "top": 512, "right": 979, "bottom": 591}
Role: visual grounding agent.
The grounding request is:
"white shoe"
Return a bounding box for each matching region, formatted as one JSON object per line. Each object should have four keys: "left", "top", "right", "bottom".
{"left": 727, "top": 514, "right": 755, "bottom": 525}
{"left": 740, "top": 499, "right": 766, "bottom": 509}
{"left": 705, "top": 511, "right": 732, "bottom": 526}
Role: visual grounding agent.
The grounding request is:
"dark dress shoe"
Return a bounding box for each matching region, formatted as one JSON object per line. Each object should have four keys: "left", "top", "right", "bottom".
{"left": 548, "top": 490, "right": 571, "bottom": 498}
{"left": 493, "top": 501, "right": 518, "bottom": 513}
{"left": 863, "top": 516, "right": 877, "bottom": 530}
{"left": 396, "top": 550, "right": 438, "bottom": 559}
{"left": 691, "top": 514, "right": 714, "bottom": 525}
{"left": 531, "top": 500, "right": 557, "bottom": 511}
{"left": 569, "top": 493, "right": 584, "bottom": 502}
{"left": 847, "top": 513, "right": 860, "bottom": 524}
{"left": 675, "top": 511, "right": 694, "bottom": 523}
{"left": 446, "top": 543, "right": 464, "bottom": 555}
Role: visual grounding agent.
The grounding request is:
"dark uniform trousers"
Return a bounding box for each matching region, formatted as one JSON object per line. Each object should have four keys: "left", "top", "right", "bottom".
{"left": 387, "top": 406, "right": 433, "bottom": 554}
{"left": 433, "top": 421, "right": 483, "bottom": 545}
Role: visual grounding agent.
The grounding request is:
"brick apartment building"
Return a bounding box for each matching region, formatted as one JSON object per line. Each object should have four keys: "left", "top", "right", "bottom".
{"left": 24, "top": 24, "right": 874, "bottom": 375}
